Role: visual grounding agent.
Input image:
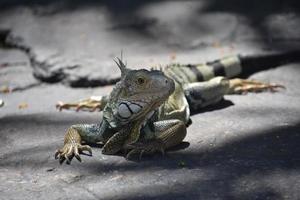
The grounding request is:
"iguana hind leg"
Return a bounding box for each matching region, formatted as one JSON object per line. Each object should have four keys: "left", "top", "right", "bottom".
{"left": 154, "top": 120, "right": 187, "bottom": 149}
{"left": 125, "top": 119, "right": 186, "bottom": 160}
{"left": 228, "top": 78, "right": 285, "bottom": 94}
{"left": 102, "top": 131, "right": 130, "bottom": 155}
{"left": 183, "top": 76, "right": 285, "bottom": 111}
{"left": 183, "top": 76, "right": 230, "bottom": 111}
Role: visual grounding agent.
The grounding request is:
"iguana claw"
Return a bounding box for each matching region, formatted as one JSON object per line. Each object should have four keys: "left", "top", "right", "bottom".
{"left": 55, "top": 143, "right": 92, "bottom": 164}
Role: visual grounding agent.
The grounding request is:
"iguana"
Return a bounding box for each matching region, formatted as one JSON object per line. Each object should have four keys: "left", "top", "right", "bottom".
{"left": 55, "top": 51, "right": 299, "bottom": 164}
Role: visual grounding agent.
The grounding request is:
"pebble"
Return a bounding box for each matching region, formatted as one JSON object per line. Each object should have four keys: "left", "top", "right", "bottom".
{"left": 0, "top": 99, "right": 4, "bottom": 107}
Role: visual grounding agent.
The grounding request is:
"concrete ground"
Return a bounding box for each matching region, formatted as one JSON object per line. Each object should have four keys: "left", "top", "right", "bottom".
{"left": 1, "top": 1, "right": 300, "bottom": 200}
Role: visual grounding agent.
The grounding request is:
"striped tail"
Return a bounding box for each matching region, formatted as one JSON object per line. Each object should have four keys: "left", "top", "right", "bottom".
{"left": 164, "top": 55, "right": 242, "bottom": 84}
{"left": 163, "top": 50, "right": 300, "bottom": 84}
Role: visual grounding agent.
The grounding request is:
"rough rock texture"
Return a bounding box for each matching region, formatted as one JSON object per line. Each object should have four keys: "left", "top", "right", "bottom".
{"left": 0, "top": 0, "right": 300, "bottom": 87}
{"left": 0, "top": 49, "right": 40, "bottom": 92}
{"left": 1, "top": 64, "right": 300, "bottom": 200}
{"left": 1, "top": 1, "right": 300, "bottom": 200}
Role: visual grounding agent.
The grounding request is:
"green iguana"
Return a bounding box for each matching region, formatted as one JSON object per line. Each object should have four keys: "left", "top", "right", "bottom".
{"left": 55, "top": 51, "right": 299, "bottom": 164}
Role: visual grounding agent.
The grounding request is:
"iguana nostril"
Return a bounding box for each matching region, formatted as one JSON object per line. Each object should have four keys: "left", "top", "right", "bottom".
{"left": 165, "top": 79, "right": 168, "bottom": 84}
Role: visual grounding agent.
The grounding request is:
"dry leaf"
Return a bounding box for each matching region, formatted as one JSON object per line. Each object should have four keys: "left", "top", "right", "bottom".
{"left": 18, "top": 103, "right": 28, "bottom": 109}
{"left": 212, "top": 41, "right": 221, "bottom": 48}
{"left": 0, "top": 86, "right": 10, "bottom": 93}
{"left": 170, "top": 52, "right": 176, "bottom": 61}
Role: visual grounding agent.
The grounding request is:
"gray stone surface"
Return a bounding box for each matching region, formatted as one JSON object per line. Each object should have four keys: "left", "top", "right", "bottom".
{"left": 1, "top": 1, "right": 300, "bottom": 200}
{"left": 1, "top": 63, "right": 300, "bottom": 200}
{"left": 0, "top": 0, "right": 300, "bottom": 86}
{"left": 0, "top": 49, "right": 39, "bottom": 91}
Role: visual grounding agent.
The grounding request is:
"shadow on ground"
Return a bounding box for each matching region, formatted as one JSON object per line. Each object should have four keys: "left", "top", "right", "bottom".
{"left": 0, "top": 113, "right": 299, "bottom": 199}
{"left": 1, "top": 1, "right": 300, "bottom": 199}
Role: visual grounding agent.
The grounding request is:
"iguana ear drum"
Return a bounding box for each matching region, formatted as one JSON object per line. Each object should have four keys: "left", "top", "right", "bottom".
{"left": 117, "top": 101, "right": 143, "bottom": 119}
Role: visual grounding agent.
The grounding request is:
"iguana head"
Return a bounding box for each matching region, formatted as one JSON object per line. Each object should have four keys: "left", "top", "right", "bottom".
{"left": 105, "top": 58, "right": 175, "bottom": 126}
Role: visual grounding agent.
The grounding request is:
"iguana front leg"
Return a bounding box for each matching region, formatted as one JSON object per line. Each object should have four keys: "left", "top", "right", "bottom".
{"left": 56, "top": 95, "right": 108, "bottom": 112}
{"left": 55, "top": 120, "right": 145, "bottom": 163}
{"left": 55, "top": 123, "right": 108, "bottom": 164}
{"left": 125, "top": 119, "right": 187, "bottom": 160}
{"left": 55, "top": 127, "right": 92, "bottom": 164}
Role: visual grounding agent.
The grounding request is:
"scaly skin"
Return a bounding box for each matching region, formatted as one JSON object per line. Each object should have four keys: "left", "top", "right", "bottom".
{"left": 55, "top": 55, "right": 286, "bottom": 163}
{"left": 56, "top": 58, "right": 179, "bottom": 163}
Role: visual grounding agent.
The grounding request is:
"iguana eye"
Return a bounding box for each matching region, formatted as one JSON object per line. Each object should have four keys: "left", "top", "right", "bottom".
{"left": 137, "top": 77, "right": 145, "bottom": 85}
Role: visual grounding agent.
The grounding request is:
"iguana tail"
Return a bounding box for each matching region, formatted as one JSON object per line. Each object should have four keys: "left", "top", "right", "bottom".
{"left": 163, "top": 50, "right": 300, "bottom": 84}
{"left": 239, "top": 50, "right": 300, "bottom": 77}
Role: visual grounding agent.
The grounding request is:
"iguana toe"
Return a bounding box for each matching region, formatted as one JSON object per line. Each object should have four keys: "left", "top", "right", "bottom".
{"left": 55, "top": 143, "right": 92, "bottom": 164}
